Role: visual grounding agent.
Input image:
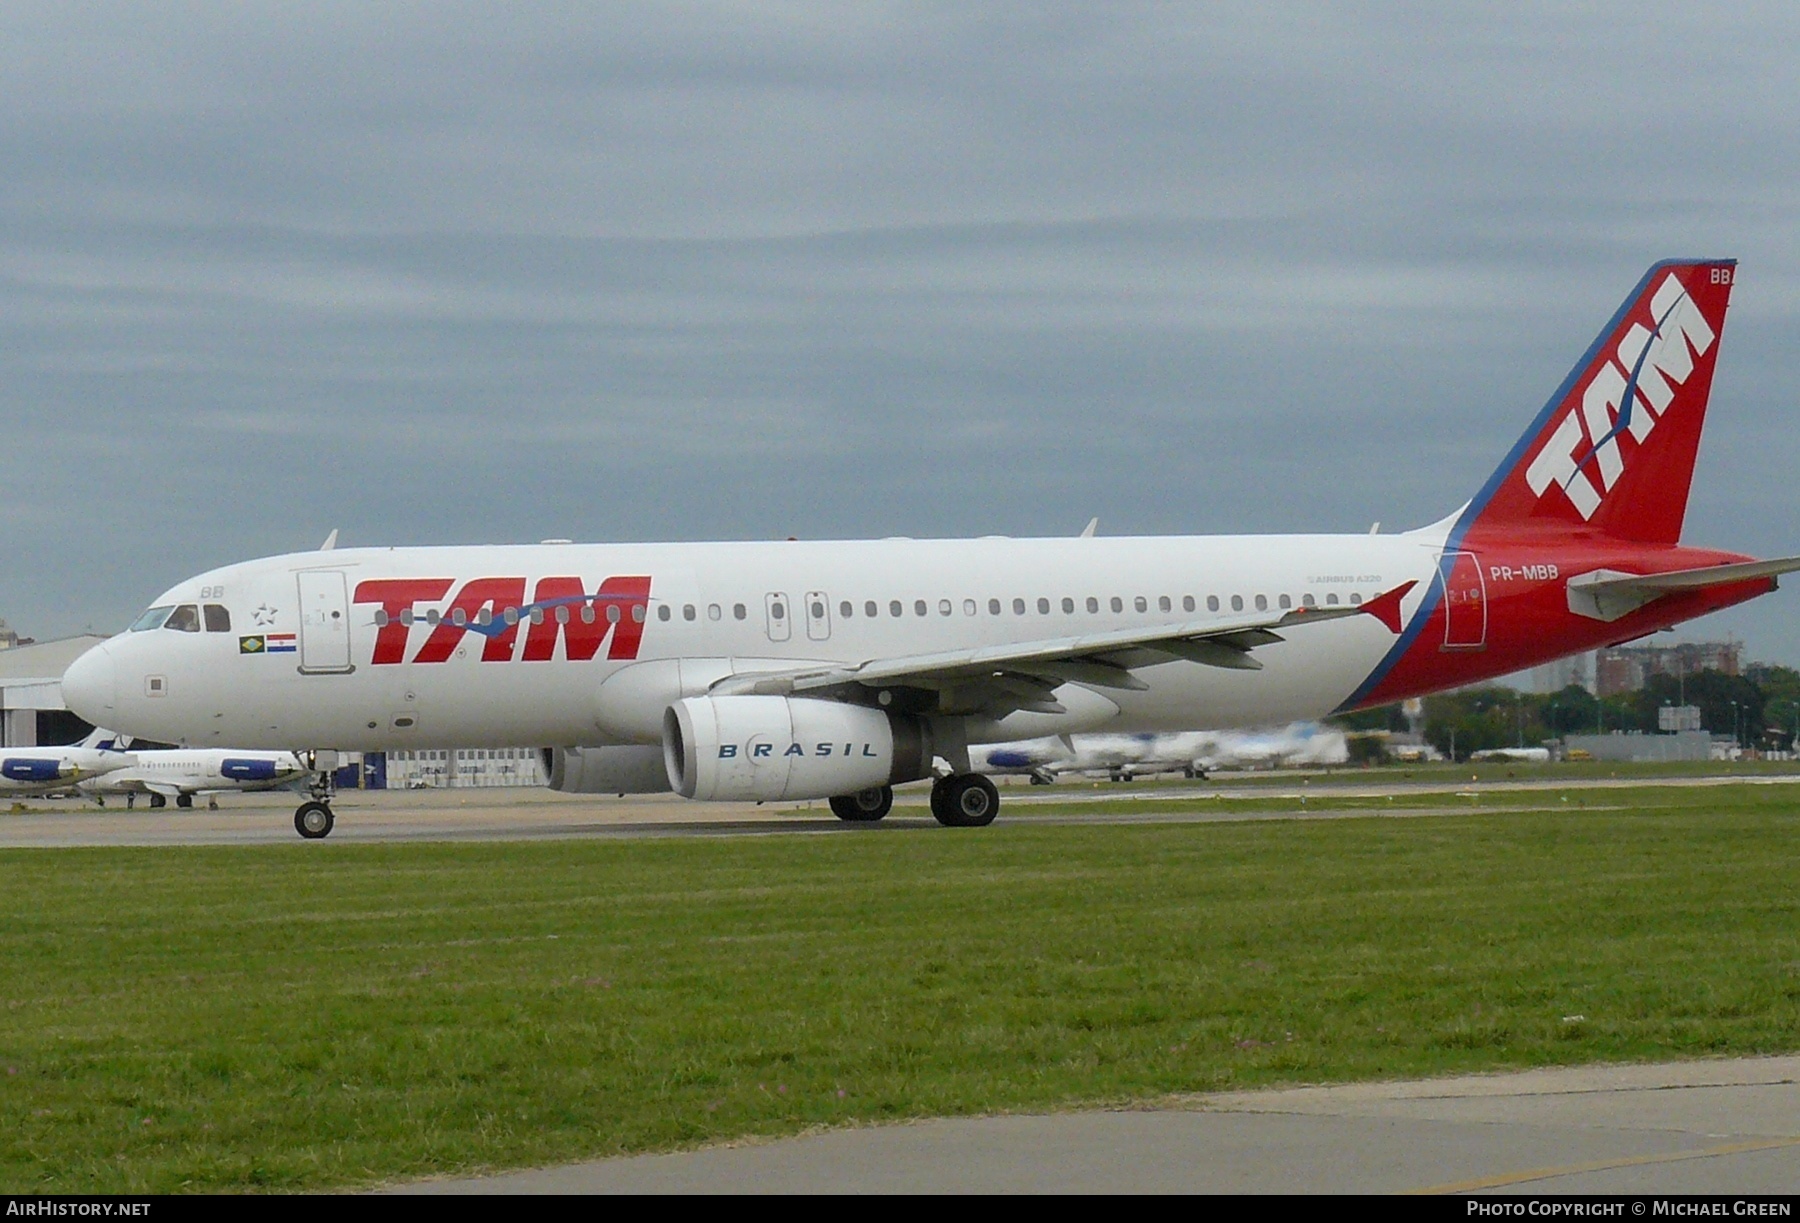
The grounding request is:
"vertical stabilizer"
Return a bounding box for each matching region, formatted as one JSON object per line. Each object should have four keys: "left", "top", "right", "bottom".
{"left": 1460, "top": 259, "right": 1735, "bottom": 545}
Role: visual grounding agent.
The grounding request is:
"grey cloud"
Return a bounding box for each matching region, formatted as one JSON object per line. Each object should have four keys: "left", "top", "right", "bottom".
{"left": 1, "top": 3, "right": 1797, "bottom": 662}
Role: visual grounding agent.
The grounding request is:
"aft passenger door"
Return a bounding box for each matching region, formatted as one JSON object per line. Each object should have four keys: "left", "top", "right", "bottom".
{"left": 1436, "top": 551, "right": 1487, "bottom": 650}
{"left": 296, "top": 570, "right": 355, "bottom": 673}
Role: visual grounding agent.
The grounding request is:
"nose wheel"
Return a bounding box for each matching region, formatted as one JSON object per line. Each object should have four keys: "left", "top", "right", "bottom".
{"left": 295, "top": 800, "right": 335, "bottom": 839}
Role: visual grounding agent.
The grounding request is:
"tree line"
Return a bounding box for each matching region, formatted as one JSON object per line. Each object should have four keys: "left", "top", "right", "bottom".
{"left": 1334, "top": 664, "right": 1800, "bottom": 761}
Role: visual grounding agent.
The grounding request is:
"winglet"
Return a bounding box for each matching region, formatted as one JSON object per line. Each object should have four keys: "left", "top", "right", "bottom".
{"left": 1360, "top": 580, "right": 1417, "bottom": 634}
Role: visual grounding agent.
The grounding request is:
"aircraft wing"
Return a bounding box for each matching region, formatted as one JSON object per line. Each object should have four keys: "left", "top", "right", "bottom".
{"left": 717, "top": 581, "right": 1416, "bottom": 716}
{"left": 1567, "top": 556, "right": 1800, "bottom": 622}
{"left": 143, "top": 782, "right": 186, "bottom": 799}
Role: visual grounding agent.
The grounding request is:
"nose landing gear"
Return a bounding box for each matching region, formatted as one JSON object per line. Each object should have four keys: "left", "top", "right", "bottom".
{"left": 294, "top": 800, "right": 334, "bottom": 839}
{"left": 294, "top": 765, "right": 337, "bottom": 839}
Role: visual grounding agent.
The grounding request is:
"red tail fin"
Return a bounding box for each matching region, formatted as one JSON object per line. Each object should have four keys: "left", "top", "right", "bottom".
{"left": 1464, "top": 259, "right": 1735, "bottom": 545}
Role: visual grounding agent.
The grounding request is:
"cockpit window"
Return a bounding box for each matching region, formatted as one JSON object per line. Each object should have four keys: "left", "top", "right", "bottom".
{"left": 203, "top": 604, "right": 231, "bottom": 633}
{"left": 130, "top": 606, "right": 175, "bottom": 631}
{"left": 163, "top": 604, "right": 201, "bottom": 633}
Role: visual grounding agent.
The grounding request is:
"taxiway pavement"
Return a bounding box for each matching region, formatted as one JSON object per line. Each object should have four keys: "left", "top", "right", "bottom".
{"left": 396, "top": 1056, "right": 1800, "bottom": 1194}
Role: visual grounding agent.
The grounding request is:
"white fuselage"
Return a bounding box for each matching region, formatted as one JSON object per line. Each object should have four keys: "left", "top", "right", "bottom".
{"left": 63, "top": 530, "right": 1446, "bottom": 753}
{"left": 78, "top": 749, "right": 308, "bottom": 799}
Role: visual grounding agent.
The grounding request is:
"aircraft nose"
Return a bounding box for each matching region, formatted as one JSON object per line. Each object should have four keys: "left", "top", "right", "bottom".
{"left": 62, "top": 643, "right": 118, "bottom": 723}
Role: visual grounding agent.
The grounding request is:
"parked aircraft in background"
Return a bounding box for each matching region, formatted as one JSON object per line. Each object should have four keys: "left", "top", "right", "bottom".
{"left": 1, "top": 731, "right": 135, "bottom": 797}
{"left": 79, "top": 737, "right": 314, "bottom": 816}
{"left": 62, "top": 260, "right": 1798, "bottom": 837}
{"left": 977, "top": 723, "right": 1349, "bottom": 783}
{"left": 1469, "top": 747, "right": 1553, "bottom": 764}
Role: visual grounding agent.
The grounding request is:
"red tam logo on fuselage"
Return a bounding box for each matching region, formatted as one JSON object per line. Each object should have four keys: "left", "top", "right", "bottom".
{"left": 353, "top": 576, "right": 652, "bottom": 665}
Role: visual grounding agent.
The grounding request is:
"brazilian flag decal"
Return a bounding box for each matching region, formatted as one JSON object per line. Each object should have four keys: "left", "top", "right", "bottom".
{"left": 239, "top": 635, "right": 266, "bottom": 654}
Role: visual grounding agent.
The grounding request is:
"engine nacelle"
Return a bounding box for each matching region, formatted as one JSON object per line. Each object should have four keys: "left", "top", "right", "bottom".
{"left": 541, "top": 745, "right": 673, "bottom": 795}
{"left": 663, "top": 696, "right": 932, "bottom": 801}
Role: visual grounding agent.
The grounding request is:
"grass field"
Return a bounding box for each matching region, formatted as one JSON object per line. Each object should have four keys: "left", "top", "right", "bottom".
{"left": 2, "top": 779, "right": 1797, "bottom": 1192}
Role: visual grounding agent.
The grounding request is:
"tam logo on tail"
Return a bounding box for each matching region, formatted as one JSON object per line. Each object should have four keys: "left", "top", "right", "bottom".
{"left": 1524, "top": 270, "right": 1721, "bottom": 518}
{"left": 1467, "top": 259, "right": 1735, "bottom": 546}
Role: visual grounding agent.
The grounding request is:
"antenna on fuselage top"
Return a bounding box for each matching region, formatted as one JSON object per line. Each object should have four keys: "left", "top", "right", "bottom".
{"left": 320, "top": 529, "right": 338, "bottom": 551}
{"left": 1080, "top": 517, "right": 1098, "bottom": 538}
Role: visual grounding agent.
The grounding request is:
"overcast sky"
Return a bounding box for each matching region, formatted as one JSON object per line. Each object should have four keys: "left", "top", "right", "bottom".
{"left": 4, "top": 3, "right": 1799, "bottom": 664}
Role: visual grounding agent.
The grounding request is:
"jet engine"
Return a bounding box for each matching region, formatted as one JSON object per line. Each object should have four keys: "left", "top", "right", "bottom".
{"left": 663, "top": 696, "right": 933, "bottom": 801}
{"left": 541, "top": 745, "right": 673, "bottom": 795}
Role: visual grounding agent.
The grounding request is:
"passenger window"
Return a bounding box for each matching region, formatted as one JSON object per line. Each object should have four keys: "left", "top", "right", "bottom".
{"left": 1062, "top": 597, "right": 1074, "bottom": 613}
{"left": 840, "top": 601, "right": 853, "bottom": 618}
{"left": 684, "top": 604, "right": 696, "bottom": 621}
{"left": 890, "top": 601, "right": 903, "bottom": 617}
{"left": 1302, "top": 593, "right": 1316, "bottom": 607}
{"left": 163, "top": 604, "right": 201, "bottom": 632}
{"left": 1012, "top": 598, "right": 1026, "bottom": 615}
{"left": 1326, "top": 594, "right": 1339, "bottom": 606}
{"left": 374, "top": 609, "right": 391, "bottom": 627}
{"left": 1207, "top": 596, "right": 1219, "bottom": 612}
{"left": 1231, "top": 595, "right": 1244, "bottom": 612}
{"left": 130, "top": 605, "right": 175, "bottom": 632}
{"left": 734, "top": 603, "right": 747, "bottom": 620}
{"left": 915, "top": 600, "right": 928, "bottom": 617}
{"left": 1278, "top": 594, "right": 1291, "bottom": 610}
{"left": 1037, "top": 597, "right": 1050, "bottom": 614}
{"left": 529, "top": 608, "right": 544, "bottom": 625}
{"left": 477, "top": 608, "right": 493, "bottom": 626}
{"left": 1183, "top": 596, "right": 1195, "bottom": 612}
{"left": 400, "top": 609, "right": 417, "bottom": 626}
{"left": 989, "top": 598, "right": 1002, "bottom": 615}
{"left": 963, "top": 599, "right": 977, "bottom": 616}
{"left": 1158, "top": 596, "right": 1171, "bottom": 613}
{"left": 451, "top": 607, "right": 467, "bottom": 627}
{"left": 203, "top": 604, "right": 232, "bottom": 632}
{"left": 581, "top": 606, "right": 596, "bottom": 624}
{"left": 771, "top": 601, "right": 785, "bottom": 621}
{"left": 554, "top": 606, "right": 569, "bottom": 625}
{"left": 811, "top": 599, "right": 826, "bottom": 619}
{"left": 939, "top": 599, "right": 952, "bottom": 616}
{"left": 658, "top": 605, "right": 671, "bottom": 622}
{"left": 1110, "top": 596, "right": 1123, "bottom": 613}
{"left": 1086, "top": 597, "right": 1099, "bottom": 613}
{"left": 865, "top": 601, "right": 878, "bottom": 618}
{"left": 1349, "top": 593, "right": 1363, "bottom": 606}
{"left": 1255, "top": 595, "right": 1268, "bottom": 611}
{"left": 426, "top": 609, "right": 442, "bottom": 626}
{"left": 1134, "top": 596, "right": 1147, "bottom": 612}
{"left": 708, "top": 604, "right": 722, "bottom": 621}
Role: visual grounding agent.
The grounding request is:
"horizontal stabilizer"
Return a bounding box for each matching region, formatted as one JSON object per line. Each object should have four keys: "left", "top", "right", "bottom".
{"left": 1567, "top": 555, "right": 1800, "bottom": 621}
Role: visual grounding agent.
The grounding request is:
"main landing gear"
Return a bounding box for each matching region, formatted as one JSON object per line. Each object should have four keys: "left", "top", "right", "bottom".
{"left": 829, "top": 786, "right": 893, "bottom": 822}
{"left": 929, "top": 773, "right": 1000, "bottom": 827}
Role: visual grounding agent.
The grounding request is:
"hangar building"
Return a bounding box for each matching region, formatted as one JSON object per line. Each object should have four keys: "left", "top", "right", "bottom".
{"left": 0, "top": 635, "right": 107, "bottom": 747}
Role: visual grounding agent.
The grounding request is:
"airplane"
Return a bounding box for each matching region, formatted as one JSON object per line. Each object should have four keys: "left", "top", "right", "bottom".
{"left": 1, "top": 730, "right": 135, "bottom": 798}
{"left": 976, "top": 724, "right": 1349, "bottom": 783}
{"left": 61, "top": 258, "right": 1799, "bottom": 839}
{"left": 76, "top": 736, "right": 313, "bottom": 810}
